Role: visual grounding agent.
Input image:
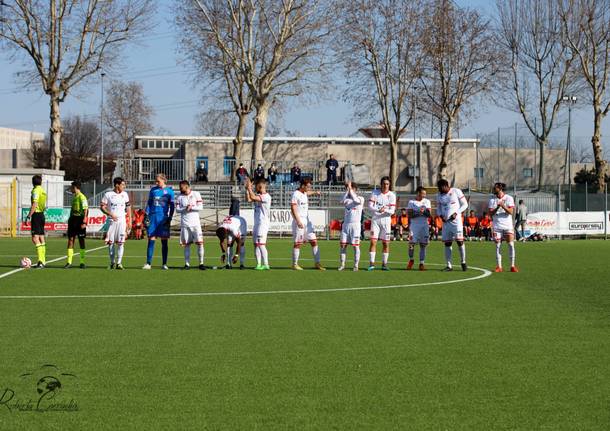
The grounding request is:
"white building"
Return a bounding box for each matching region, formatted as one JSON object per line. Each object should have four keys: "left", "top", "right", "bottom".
{"left": 0, "top": 127, "right": 45, "bottom": 169}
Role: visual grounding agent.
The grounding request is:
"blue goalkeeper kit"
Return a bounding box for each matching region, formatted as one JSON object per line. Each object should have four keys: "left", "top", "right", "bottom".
{"left": 146, "top": 186, "right": 175, "bottom": 238}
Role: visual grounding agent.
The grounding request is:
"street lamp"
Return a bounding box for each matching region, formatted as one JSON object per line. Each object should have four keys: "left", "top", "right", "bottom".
{"left": 100, "top": 72, "right": 106, "bottom": 185}
{"left": 412, "top": 85, "right": 418, "bottom": 192}
{"left": 562, "top": 95, "right": 577, "bottom": 209}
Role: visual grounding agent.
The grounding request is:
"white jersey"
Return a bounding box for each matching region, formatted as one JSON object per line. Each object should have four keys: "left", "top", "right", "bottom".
{"left": 175, "top": 191, "right": 203, "bottom": 227}
{"left": 407, "top": 198, "right": 431, "bottom": 229}
{"left": 489, "top": 193, "right": 515, "bottom": 231}
{"left": 291, "top": 190, "right": 309, "bottom": 221}
{"left": 254, "top": 193, "right": 272, "bottom": 227}
{"left": 342, "top": 190, "right": 364, "bottom": 224}
{"left": 368, "top": 190, "right": 396, "bottom": 221}
{"left": 101, "top": 191, "right": 130, "bottom": 223}
{"left": 437, "top": 188, "right": 467, "bottom": 224}
{"left": 220, "top": 215, "right": 247, "bottom": 239}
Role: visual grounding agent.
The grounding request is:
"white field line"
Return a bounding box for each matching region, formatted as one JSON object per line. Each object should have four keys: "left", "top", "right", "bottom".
{"left": 0, "top": 264, "right": 492, "bottom": 300}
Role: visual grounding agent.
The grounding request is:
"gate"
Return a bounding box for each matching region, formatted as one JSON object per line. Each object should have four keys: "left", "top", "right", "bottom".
{"left": 0, "top": 179, "right": 17, "bottom": 237}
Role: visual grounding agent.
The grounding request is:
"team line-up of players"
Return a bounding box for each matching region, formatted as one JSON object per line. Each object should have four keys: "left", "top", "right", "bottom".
{"left": 24, "top": 173, "right": 519, "bottom": 273}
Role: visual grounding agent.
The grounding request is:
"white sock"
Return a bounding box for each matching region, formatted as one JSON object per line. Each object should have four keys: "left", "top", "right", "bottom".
{"left": 108, "top": 244, "right": 115, "bottom": 264}
{"left": 419, "top": 246, "right": 426, "bottom": 263}
{"left": 255, "top": 246, "right": 262, "bottom": 266}
{"left": 508, "top": 241, "right": 515, "bottom": 267}
{"left": 292, "top": 247, "right": 300, "bottom": 265}
{"left": 445, "top": 245, "right": 452, "bottom": 267}
{"left": 228, "top": 247, "right": 234, "bottom": 265}
{"left": 184, "top": 245, "right": 191, "bottom": 265}
{"left": 239, "top": 246, "right": 246, "bottom": 265}
{"left": 340, "top": 248, "right": 346, "bottom": 266}
{"left": 369, "top": 251, "right": 376, "bottom": 265}
{"left": 496, "top": 242, "right": 502, "bottom": 267}
{"left": 312, "top": 245, "right": 320, "bottom": 263}
{"left": 197, "top": 244, "right": 204, "bottom": 265}
{"left": 458, "top": 243, "right": 466, "bottom": 264}
{"left": 117, "top": 243, "right": 124, "bottom": 264}
{"left": 260, "top": 245, "right": 268, "bottom": 266}
{"left": 354, "top": 246, "right": 360, "bottom": 267}
{"left": 382, "top": 252, "right": 389, "bottom": 266}
{"left": 408, "top": 246, "right": 414, "bottom": 260}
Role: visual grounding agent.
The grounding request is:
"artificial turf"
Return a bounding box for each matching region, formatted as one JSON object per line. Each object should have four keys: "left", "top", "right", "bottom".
{"left": 0, "top": 237, "right": 608, "bottom": 430}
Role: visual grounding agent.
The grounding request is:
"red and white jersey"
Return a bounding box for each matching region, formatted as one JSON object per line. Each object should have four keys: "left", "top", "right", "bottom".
{"left": 291, "top": 190, "right": 309, "bottom": 220}
{"left": 437, "top": 188, "right": 467, "bottom": 223}
{"left": 368, "top": 189, "right": 396, "bottom": 221}
{"left": 220, "top": 215, "right": 247, "bottom": 238}
{"left": 101, "top": 191, "right": 130, "bottom": 223}
{"left": 254, "top": 193, "right": 272, "bottom": 227}
{"left": 407, "top": 198, "right": 431, "bottom": 229}
{"left": 342, "top": 190, "right": 364, "bottom": 224}
{"left": 175, "top": 191, "right": 203, "bottom": 227}
{"left": 488, "top": 193, "right": 515, "bottom": 231}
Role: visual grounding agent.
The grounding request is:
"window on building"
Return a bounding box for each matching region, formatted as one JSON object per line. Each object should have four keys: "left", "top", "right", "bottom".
{"left": 474, "top": 167, "right": 484, "bottom": 178}
{"left": 223, "top": 156, "right": 236, "bottom": 176}
{"left": 141, "top": 140, "right": 148, "bottom": 149}
{"left": 155, "top": 140, "right": 162, "bottom": 148}
{"left": 523, "top": 167, "right": 534, "bottom": 178}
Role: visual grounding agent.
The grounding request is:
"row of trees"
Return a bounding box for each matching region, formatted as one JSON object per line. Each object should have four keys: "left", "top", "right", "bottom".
{"left": 1, "top": 1, "right": 609, "bottom": 190}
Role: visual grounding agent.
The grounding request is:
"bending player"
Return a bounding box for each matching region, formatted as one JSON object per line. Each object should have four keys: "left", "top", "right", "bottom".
{"left": 406, "top": 186, "right": 431, "bottom": 271}
{"left": 367, "top": 176, "right": 396, "bottom": 271}
{"left": 436, "top": 179, "right": 468, "bottom": 271}
{"left": 290, "top": 177, "right": 325, "bottom": 270}
{"left": 175, "top": 180, "right": 205, "bottom": 270}
{"left": 339, "top": 181, "right": 364, "bottom": 271}
{"left": 245, "top": 177, "right": 271, "bottom": 270}
{"left": 216, "top": 215, "right": 247, "bottom": 269}
{"left": 143, "top": 173, "right": 175, "bottom": 270}
{"left": 64, "top": 181, "right": 89, "bottom": 269}
{"left": 488, "top": 182, "right": 518, "bottom": 272}
{"left": 100, "top": 177, "right": 131, "bottom": 270}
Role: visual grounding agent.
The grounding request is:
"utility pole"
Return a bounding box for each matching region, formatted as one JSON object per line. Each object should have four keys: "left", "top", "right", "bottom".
{"left": 100, "top": 72, "right": 106, "bottom": 185}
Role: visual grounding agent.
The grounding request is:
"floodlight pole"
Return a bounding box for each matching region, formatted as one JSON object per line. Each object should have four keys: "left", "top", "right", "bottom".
{"left": 100, "top": 72, "right": 106, "bottom": 185}
{"left": 562, "top": 95, "right": 577, "bottom": 210}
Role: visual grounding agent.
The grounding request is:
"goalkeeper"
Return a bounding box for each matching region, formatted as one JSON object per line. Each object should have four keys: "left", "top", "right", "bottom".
{"left": 142, "top": 173, "right": 175, "bottom": 270}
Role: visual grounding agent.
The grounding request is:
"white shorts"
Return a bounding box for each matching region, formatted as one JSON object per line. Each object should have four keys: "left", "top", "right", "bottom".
{"left": 253, "top": 224, "right": 269, "bottom": 245}
{"left": 292, "top": 219, "right": 317, "bottom": 244}
{"left": 493, "top": 228, "right": 515, "bottom": 241}
{"left": 409, "top": 224, "right": 430, "bottom": 244}
{"left": 442, "top": 221, "right": 464, "bottom": 242}
{"left": 370, "top": 218, "right": 391, "bottom": 242}
{"left": 180, "top": 224, "right": 203, "bottom": 245}
{"left": 340, "top": 223, "right": 361, "bottom": 246}
{"left": 105, "top": 220, "right": 126, "bottom": 244}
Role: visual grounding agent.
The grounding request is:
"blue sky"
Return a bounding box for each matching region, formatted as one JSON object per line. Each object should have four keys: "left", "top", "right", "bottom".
{"left": 0, "top": 0, "right": 606, "bottom": 147}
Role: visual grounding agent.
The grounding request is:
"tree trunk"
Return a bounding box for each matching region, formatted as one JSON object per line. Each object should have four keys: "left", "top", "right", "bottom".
{"left": 389, "top": 134, "right": 398, "bottom": 188}
{"left": 592, "top": 111, "right": 607, "bottom": 192}
{"left": 437, "top": 118, "right": 453, "bottom": 181}
{"left": 49, "top": 96, "right": 62, "bottom": 170}
{"left": 536, "top": 137, "right": 546, "bottom": 191}
{"left": 231, "top": 112, "right": 248, "bottom": 182}
{"left": 252, "top": 98, "right": 271, "bottom": 162}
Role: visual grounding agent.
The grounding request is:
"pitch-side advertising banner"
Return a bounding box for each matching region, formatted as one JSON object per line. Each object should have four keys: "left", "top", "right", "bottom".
{"left": 241, "top": 209, "right": 327, "bottom": 233}
{"left": 526, "top": 211, "right": 608, "bottom": 236}
{"left": 20, "top": 208, "right": 109, "bottom": 233}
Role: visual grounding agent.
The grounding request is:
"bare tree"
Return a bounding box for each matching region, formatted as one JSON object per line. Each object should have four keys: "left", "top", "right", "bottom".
{"left": 195, "top": 108, "right": 236, "bottom": 136}
{"left": 61, "top": 115, "right": 102, "bottom": 181}
{"left": 496, "top": 0, "right": 580, "bottom": 190}
{"left": 560, "top": 0, "right": 610, "bottom": 192}
{"left": 189, "top": 0, "right": 329, "bottom": 162}
{"left": 335, "top": 0, "right": 426, "bottom": 187}
{"left": 420, "top": 0, "right": 499, "bottom": 181}
{"left": 0, "top": 0, "right": 154, "bottom": 170}
{"left": 104, "top": 80, "right": 154, "bottom": 159}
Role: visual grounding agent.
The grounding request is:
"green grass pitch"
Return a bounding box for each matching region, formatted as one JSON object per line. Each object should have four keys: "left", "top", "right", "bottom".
{"left": 0, "top": 237, "right": 608, "bottom": 430}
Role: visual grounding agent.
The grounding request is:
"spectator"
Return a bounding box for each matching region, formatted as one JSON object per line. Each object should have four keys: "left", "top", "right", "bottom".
{"left": 325, "top": 154, "right": 339, "bottom": 185}
{"left": 267, "top": 163, "right": 278, "bottom": 183}
{"left": 515, "top": 199, "right": 528, "bottom": 241}
{"left": 466, "top": 210, "right": 479, "bottom": 241}
{"left": 391, "top": 212, "right": 399, "bottom": 241}
{"left": 253, "top": 164, "right": 265, "bottom": 182}
{"left": 479, "top": 212, "right": 492, "bottom": 241}
{"left": 236, "top": 163, "right": 248, "bottom": 185}
{"left": 195, "top": 162, "right": 208, "bottom": 183}
{"left": 398, "top": 208, "right": 409, "bottom": 241}
{"left": 132, "top": 208, "right": 146, "bottom": 240}
{"left": 433, "top": 215, "right": 443, "bottom": 241}
{"left": 291, "top": 163, "right": 301, "bottom": 184}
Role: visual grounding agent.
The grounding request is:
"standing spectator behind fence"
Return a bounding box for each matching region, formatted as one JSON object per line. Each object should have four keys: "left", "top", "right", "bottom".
{"left": 515, "top": 199, "right": 527, "bottom": 241}
{"left": 326, "top": 154, "right": 339, "bottom": 185}
{"left": 253, "top": 164, "right": 265, "bottom": 182}
{"left": 236, "top": 163, "right": 249, "bottom": 184}
{"left": 268, "top": 163, "right": 278, "bottom": 183}
{"left": 196, "top": 161, "right": 208, "bottom": 183}
{"left": 291, "top": 163, "right": 301, "bottom": 184}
